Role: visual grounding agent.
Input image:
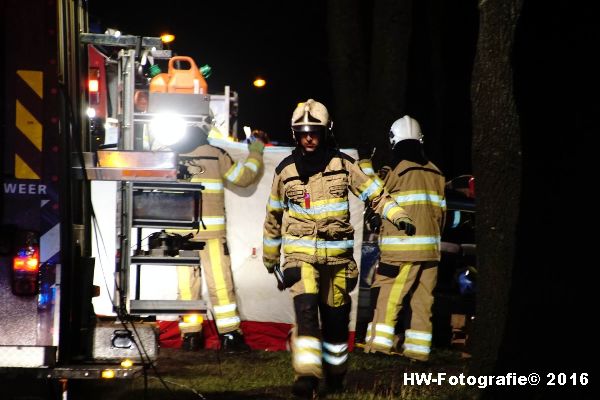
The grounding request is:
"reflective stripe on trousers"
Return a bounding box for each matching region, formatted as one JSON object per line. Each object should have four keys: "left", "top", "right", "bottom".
{"left": 292, "top": 335, "right": 323, "bottom": 377}
{"left": 403, "top": 329, "right": 432, "bottom": 360}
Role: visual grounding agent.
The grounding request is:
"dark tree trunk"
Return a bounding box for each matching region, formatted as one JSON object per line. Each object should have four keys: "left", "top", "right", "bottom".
{"left": 326, "top": 0, "right": 369, "bottom": 148}
{"left": 469, "top": 0, "right": 523, "bottom": 375}
{"left": 362, "top": 0, "right": 413, "bottom": 168}
{"left": 423, "top": 0, "right": 444, "bottom": 166}
{"left": 498, "top": 2, "right": 595, "bottom": 382}
{"left": 327, "top": 0, "right": 412, "bottom": 168}
{"left": 406, "top": 0, "right": 445, "bottom": 167}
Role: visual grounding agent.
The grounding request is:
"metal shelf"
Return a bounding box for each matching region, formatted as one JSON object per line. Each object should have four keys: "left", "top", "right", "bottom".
{"left": 76, "top": 151, "right": 178, "bottom": 182}
{"left": 132, "top": 182, "right": 205, "bottom": 191}
{"left": 130, "top": 255, "right": 200, "bottom": 266}
{"left": 131, "top": 182, "right": 205, "bottom": 229}
{"left": 131, "top": 220, "right": 200, "bottom": 229}
{"left": 129, "top": 300, "right": 207, "bottom": 315}
{"left": 84, "top": 167, "right": 177, "bottom": 181}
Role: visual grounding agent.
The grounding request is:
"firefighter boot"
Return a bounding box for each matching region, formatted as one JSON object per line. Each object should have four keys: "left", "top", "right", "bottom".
{"left": 182, "top": 332, "right": 202, "bottom": 351}
{"left": 292, "top": 376, "right": 319, "bottom": 399}
{"left": 220, "top": 331, "right": 251, "bottom": 353}
{"left": 325, "top": 372, "right": 345, "bottom": 394}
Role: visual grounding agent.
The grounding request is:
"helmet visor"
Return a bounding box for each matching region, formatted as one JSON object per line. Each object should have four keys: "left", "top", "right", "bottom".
{"left": 292, "top": 125, "right": 326, "bottom": 133}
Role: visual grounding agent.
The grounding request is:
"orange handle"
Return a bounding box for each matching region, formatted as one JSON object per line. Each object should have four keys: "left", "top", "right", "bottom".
{"left": 168, "top": 56, "right": 199, "bottom": 74}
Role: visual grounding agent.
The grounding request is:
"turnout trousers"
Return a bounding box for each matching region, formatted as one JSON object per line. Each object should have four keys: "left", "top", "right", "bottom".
{"left": 283, "top": 258, "right": 358, "bottom": 379}
{"left": 364, "top": 261, "right": 437, "bottom": 361}
{"left": 177, "top": 237, "right": 241, "bottom": 334}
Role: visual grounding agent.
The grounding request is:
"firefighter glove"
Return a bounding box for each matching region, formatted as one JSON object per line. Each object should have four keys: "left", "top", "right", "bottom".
{"left": 395, "top": 217, "right": 416, "bottom": 236}
{"left": 378, "top": 166, "right": 392, "bottom": 180}
{"left": 265, "top": 261, "right": 285, "bottom": 291}
{"left": 364, "top": 208, "right": 382, "bottom": 233}
{"left": 249, "top": 140, "right": 265, "bottom": 154}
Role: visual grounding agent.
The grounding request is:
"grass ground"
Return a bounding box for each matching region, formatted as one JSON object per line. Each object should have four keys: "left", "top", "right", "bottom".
{"left": 81, "top": 347, "right": 478, "bottom": 400}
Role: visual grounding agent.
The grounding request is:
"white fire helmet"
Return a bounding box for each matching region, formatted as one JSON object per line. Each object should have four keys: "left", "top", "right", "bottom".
{"left": 389, "top": 115, "right": 423, "bottom": 148}
{"left": 291, "top": 99, "right": 330, "bottom": 133}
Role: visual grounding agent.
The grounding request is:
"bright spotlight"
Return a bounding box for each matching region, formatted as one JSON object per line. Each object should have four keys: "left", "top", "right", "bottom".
{"left": 150, "top": 113, "right": 187, "bottom": 146}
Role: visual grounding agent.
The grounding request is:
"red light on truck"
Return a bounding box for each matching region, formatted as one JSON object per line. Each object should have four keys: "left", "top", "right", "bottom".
{"left": 88, "top": 67, "right": 100, "bottom": 105}
{"left": 13, "top": 255, "right": 39, "bottom": 272}
{"left": 88, "top": 46, "right": 108, "bottom": 119}
{"left": 12, "top": 246, "right": 40, "bottom": 295}
{"left": 89, "top": 79, "right": 99, "bottom": 93}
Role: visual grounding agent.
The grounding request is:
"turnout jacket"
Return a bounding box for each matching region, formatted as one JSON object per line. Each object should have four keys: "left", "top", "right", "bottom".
{"left": 176, "top": 143, "right": 263, "bottom": 240}
{"left": 359, "top": 158, "right": 446, "bottom": 262}
{"left": 263, "top": 151, "right": 411, "bottom": 269}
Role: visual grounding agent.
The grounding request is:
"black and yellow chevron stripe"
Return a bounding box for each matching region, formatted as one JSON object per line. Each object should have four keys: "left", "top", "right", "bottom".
{"left": 14, "top": 70, "right": 43, "bottom": 179}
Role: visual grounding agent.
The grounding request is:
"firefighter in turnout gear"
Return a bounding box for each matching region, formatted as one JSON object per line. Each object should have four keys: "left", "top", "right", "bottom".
{"left": 359, "top": 116, "right": 445, "bottom": 362}
{"left": 173, "top": 122, "right": 265, "bottom": 352}
{"left": 263, "top": 100, "right": 415, "bottom": 398}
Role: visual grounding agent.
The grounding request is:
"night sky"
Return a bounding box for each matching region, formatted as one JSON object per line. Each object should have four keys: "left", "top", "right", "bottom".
{"left": 88, "top": 0, "right": 332, "bottom": 145}
{"left": 88, "top": 0, "right": 483, "bottom": 180}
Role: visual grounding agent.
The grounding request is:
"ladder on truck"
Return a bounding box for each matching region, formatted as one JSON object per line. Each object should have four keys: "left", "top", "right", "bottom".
{"left": 81, "top": 33, "right": 208, "bottom": 319}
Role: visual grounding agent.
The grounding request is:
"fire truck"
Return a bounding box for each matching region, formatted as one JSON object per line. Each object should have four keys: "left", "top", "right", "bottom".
{"left": 1, "top": 0, "right": 229, "bottom": 396}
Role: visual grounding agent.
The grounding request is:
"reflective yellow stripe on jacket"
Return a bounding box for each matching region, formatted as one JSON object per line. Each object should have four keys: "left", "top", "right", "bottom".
{"left": 394, "top": 190, "right": 446, "bottom": 209}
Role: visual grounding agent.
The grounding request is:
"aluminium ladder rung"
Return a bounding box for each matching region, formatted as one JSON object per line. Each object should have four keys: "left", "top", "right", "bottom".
{"left": 129, "top": 300, "right": 207, "bottom": 315}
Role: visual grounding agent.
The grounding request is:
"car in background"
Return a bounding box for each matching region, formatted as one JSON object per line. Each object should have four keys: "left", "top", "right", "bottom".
{"left": 433, "top": 175, "right": 476, "bottom": 352}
